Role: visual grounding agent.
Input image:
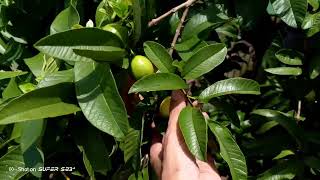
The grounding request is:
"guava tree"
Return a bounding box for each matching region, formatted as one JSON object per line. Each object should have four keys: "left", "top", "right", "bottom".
{"left": 0, "top": 0, "right": 319, "bottom": 179}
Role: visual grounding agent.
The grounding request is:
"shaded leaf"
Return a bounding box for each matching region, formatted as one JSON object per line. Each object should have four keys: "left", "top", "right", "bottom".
{"left": 128, "top": 73, "right": 188, "bottom": 93}
{"left": 256, "top": 159, "right": 303, "bottom": 180}
{"left": 175, "top": 36, "right": 208, "bottom": 61}
{"left": 199, "top": 78, "right": 260, "bottom": 102}
{"left": 252, "top": 109, "right": 305, "bottom": 148}
{"left": 20, "top": 120, "right": 44, "bottom": 153}
{"left": 179, "top": 106, "right": 207, "bottom": 161}
{"left": 120, "top": 128, "right": 140, "bottom": 162}
{"left": 208, "top": 121, "right": 247, "bottom": 180}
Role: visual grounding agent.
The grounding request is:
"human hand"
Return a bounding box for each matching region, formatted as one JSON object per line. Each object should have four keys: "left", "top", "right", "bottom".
{"left": 150, "top": 90, "right": 221, "bottom": 180}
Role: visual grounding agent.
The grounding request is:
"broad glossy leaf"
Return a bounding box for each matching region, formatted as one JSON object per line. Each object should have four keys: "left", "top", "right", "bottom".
{"left": 128, "top": 73, "right": 188, "bottom": 93}
{"left": 143, "top": 41, "right": 175, "bottom": 73}
{"left": 208, "top": 121, "right": 247, "bottom": 180}
{"left": 270, "top": 0, "right": 307, "bottom": 28}
{"left": 50, "top": 5, "right": 80, "bottom": 34}
{"left": 0, "top": 83, "right": 80, "bottom": 124}
{"left": 179, "top": 106, "right": 207, "bottom": 161}
{"left": 256, "top": 159, "right": 303, "bottom": 180}
{"left": 20, "top": 120, "right": 44, "bottom": 153}
{"left": 0, "top": 146, "right": 27, "bottom": 180}
{"left": 73, "top": 46, "right": 126, "bottom": 62}
{"left": 252, "top": 109, "right": 305, "bottom": 148}
{"left": 37, "top": 69, "right": 74, "bottom": 88}
{"left": 199, "top": 78, "right": 260, "bottom": 102}
{"left": 0, "top": 71, "right": 27, "bottom": 80}
{"left": 265, "top": 67, "right": 302, "bottom": 75}
{"left": 182, "top": 44, "right": 227, "bottom": 80}
{"left": 275, "top": 49, "right": 303, "bottom": 65}
{"left": 74, "top": 61, "right": 129, "bottom": 138}
{"left": 34, "top": 28, "right": 123, "bottom": 62}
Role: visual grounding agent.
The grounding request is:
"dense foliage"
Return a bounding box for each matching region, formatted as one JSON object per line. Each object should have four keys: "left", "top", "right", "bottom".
{"left": 0, "top": 0, "right": 319, "bottom": 179}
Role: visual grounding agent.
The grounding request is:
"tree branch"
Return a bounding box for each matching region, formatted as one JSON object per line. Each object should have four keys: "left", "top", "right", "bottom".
{"left": 148, "top": 0, "right": 197, "bottom": 27}
{"left": 169, "top": 7, "right": 189, "bottom": 55}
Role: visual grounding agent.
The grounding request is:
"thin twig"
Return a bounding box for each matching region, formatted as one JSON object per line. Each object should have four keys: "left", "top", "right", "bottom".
{"left": 296, "top": 100, "right": 301, "bottom": 120}
{"left": 148, "top": 0, "right": 197, "bottom": 27}
{"left": 169, "top": 7, "right": 190, "bottom": 55}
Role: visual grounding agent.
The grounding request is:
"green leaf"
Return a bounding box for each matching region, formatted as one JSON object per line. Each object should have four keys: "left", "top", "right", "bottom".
{"left": 95, "top": 0, "right": 113, "bottom": 27}
{"left": 208, "top": 121, "right": 247, "bottom": 180}
{"left": 37, "top": 69, "right": 74, "bottom": 88}
{"left": 24, "top": 53, "right": 45, "bottom": 77}
{"left": 308, "top": 0, "right": 319, "bottom": 11}
{"left": 309, "top": 53, "right": 320, "bottom": 79}
{"left": 74, "top": 61, "right": 129, "bottom": 138}
{"left": 304, "top": 156, "right": 320, "bottom": 169}
{"left": 143, "top": 41, "right": 175, "bottom": 73}
{"left": 272, "top": 150, "right": 295, "bottom": 160}
{"left": 0, "top": 146, "right": 27, "bottom": 180}
{"left": 302, "top": 12, "right": 320, "bottom": 37}
{"left": 275, "top": 49, "right": 303, "bottom": 65}
{"left": 0, "top": 83, "right": 80, "bottom": 125}
{"left": 73, "top": 46, "right": 126, "bottom": 62}
{"left": 0, "top": 71, "right": 27, "bottom": 80}
{"left": 252, "top": 109, "right": 305, "bottom": 148}
{"left": 50, "top": 5, "right": 80, "bottom": 34}
{"left": 34, "top": 28, "right": 123, "bottom": 62}
{"left": 175, "top": 36, "right": 208, "bottom": 61}
{"left": 182, "top": 10, "right": 224, "bottom": 40}
{"left": 211, "top": 100, "right": 241, "bottom": 128}
{"left": 256, "top": 121, "right": 279, "bottom": 134}
{"left": 256, "top": 159, "right": 303, "bottom": 180}
{"left": 182, "top": 44, "right": 227, "bottom": 80}
{"left": 265, "top": 67, "right": 302, "bottom": 76}
{"left": 2, "top": 78, "right": 21, "bottom": 100}
{"left": 128, "top": 73, "right": 188, "bottom": 93}
{"left": 120, "top": 128, "right": 140, "bottom": 162}
{"left": 178, "top": 106, "right": 207, "bottom": 161}
{"left": 132, "top": 0, "right": 142, "bottom": 45}
{"left": 270, "top": 0, "right": 307, "bottom": 28}
{"left": 199, "top": 78, "right": 261, "bottom": 102}
{"left": 20, "top": 119, "right": 44, "bottom": 153}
